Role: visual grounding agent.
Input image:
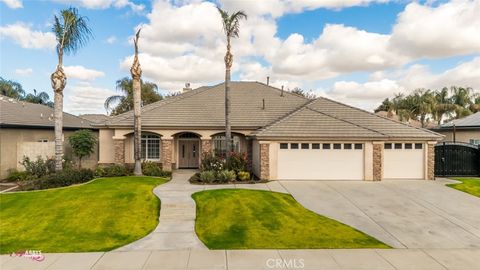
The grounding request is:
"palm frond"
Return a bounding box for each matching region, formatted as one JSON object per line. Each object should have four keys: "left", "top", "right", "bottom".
{"left": 104, "top": 95, "right": 125, "bottom": 111}
{"left": 52, "top": 7, "right": 93, "bottom": 56}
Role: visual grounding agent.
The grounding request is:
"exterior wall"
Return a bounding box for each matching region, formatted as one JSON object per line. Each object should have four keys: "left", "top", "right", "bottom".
{"left": 372, "top": 142, "right": 383, "bottom": 181}
{"left": 99, "top": 129, "right": 114, "bottom": 164}
{"left": 0, "top": 128, "right": 99, "bottom": 179}
{"left": 161, "top": 139, "right": 173, "bottom": 171}
{"left": 436, "top": 129, "right": 480, "bottom": 144}
{"left": 201, "top": 139, "right": 212, "bottom": 155}
{"left": 427, "top": 142, "right": 436, "bottom": 180}
{"left": 252, "top": 140, "right": 260, "bottom": 178}
{"left": 364, "top": 142, "right": 374, "bottom": 181}
{"left": 269, "top": 142, "right": 278, "bottom": 180}
{"left": 259, "top": 142, "right": 270, "bottom": 180}
{"left": 113, "top": 139, "right": 125, "bottom": 164}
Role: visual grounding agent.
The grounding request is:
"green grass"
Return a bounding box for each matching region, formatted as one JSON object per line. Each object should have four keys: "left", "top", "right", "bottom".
{"left": 192, "top": 189, "right": 389, "bottom": 249}
{"left": 448, "top": 177, "right": 480, "bottom": 197}
{"left": 0, "top": 176, "right": 167, "bottom": 254}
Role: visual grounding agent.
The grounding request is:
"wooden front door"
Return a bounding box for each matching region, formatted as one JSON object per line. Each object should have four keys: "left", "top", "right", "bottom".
{"left": 178, "top": 140, "right": 199, "bottom": 168}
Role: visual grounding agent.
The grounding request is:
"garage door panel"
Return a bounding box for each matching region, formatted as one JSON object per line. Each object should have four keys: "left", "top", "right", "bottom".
{"left": 384, "top": 146, "right": 424, "bottom": 180}
{"left": 277, "top": 149, "right": 364, "bottom": 180}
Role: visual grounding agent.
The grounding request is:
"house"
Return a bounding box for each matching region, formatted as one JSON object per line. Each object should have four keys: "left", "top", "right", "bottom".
{"left": 431, "top": 112, "right": 480, "bottom": 145}
{"left": 0, "top": 95, "right": 99, "bottom": 179}
{"left": 95, "top": 81, "right": 443, "bottom": 181}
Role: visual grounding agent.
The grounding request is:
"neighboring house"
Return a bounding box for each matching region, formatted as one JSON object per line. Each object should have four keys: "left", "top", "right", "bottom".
{"left": 95, "top": 81, "right": 443, "bottom": 181}
{"left": 0, "top": 96, "right": 99, "bottom": 179}
{"left": 431, "top": 112, "right": 480, "bottom": 145}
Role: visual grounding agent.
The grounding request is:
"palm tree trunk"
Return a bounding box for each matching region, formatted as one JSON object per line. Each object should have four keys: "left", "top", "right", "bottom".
{"left": 224, "top": 39, "right": 233, "bottom": 159}
{"left": 51, "top": 52, "right": 66, "bottom": 171}
{"left": 131, "top": 30, "right": 142, "bottom": 176}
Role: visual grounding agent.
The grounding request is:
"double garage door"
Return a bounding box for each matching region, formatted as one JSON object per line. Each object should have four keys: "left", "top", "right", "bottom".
{"left": 277, "top": 142, "right": 364, "bottom": 180}
{"left": 277, "top": 142, "right": 425, "bottom": 180}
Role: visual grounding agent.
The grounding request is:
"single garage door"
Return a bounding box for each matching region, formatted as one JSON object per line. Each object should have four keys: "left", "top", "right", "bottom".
{"left": 277, "top": 142, "right": 364, "bottom": 180}
{"left": 384, "top": 142, "right": 424, "bottom": 179}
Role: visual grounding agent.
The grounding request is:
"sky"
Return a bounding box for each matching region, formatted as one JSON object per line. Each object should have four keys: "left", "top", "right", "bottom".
{"left": 0, "top": 0, "right": 479, "bottom": 115}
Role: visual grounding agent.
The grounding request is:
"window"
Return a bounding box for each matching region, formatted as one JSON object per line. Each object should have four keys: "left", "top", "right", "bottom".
{"left": 344, "top": 143, "right": 352, "bottom": 150}
{"left": 290, "top": 143, "right": 299, "bottom": 149}
{"left": 141, "top": 134, "right": 160, "bottom": 160}
{"left": 354, "top": 143, "right": 363, "bottom": 150}
{"left": 212, "top": 134, "right": 241, "bottom": 156}
{"left": 394, "top": 143, "right": 402, "bottom": 149}
{"left": 37, "top": 139, "right": 48, "bottom": 142}
{"left": 470, "top": 139, "right": 480, "bottom": 145}
{"left": 301, "top": 143, "right": 309, "bottom": 149}
{"left": 415, "top": 143, "right": 423, "bottom": 149}
{"left": 312, "top": 143, "right": 320, "bottom": 149}
{"left": 280, "top": 143, "right": 288, "bottom": 149}
{"left": 384, "top": 143, "right": 392, "bottom": 149}
{"left": 405, "top": 143, "right": 413, "bottom": 149}
{"left": 333, "top": 143, "right": 342, "bottom": 149}
{"left": 322, "top": 143, "right": 331, "bottom": 149}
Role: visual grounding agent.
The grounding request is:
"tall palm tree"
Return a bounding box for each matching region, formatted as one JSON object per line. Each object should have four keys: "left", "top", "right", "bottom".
{"left": 450, "top": 86, "right": 474, "bottom": 118}
{"left": 131, "top": 29, "right": 142, "bottom": 176}
{"left": 432, "top": 87, "right": 455, "bottom": 125}
{"left": 51, "top": 7, "right": 92, "bottom": 171}
{"left": 217, "top": 7, "right": 247, "bottom": 158}
{"left": 0, "top": 77, "right": 25, "bottom": 99}
{"left": 24, "top": 89, "right": 54, "bottom": 107}
{"left": 104, "top": 77, "right": 161, "bottom": 115}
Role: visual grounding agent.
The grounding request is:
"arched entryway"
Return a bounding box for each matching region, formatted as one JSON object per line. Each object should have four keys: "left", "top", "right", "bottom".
{"left": 175, "top": 132, "right": 201, "bottom": 169}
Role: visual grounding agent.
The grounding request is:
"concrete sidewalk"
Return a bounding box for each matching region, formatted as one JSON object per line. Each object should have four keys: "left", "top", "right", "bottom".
{"left": 2, "top": 249, "right": 479, "bottom": 270}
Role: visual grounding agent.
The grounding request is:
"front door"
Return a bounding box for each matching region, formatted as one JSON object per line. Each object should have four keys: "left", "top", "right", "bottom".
{"left": 178, "top": 140, "right": 199, "bottom": 168}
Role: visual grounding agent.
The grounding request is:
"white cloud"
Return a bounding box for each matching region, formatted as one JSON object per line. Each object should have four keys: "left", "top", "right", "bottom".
{"left": 390, "top": 1, "right": 480, "bottom": 58}
{"left": 53, "top": 0, "right": 144, "bottom": 12}
{"left": 64, "top": 65, "right": 105, "bottom": 81}
{"left": 106, "top": 36, "right": 117, "bottom": 44}
{"left": 64, "top": 82, "right": 116, "bottom": 115}
{"left": 15, "top": 68, "right": 33, "bottom": 76}
{"left": 0, "top": 23, "right": 56, "bottom": 50}
{"left": 1, "top": 0, "right": 22, "bottom": 9}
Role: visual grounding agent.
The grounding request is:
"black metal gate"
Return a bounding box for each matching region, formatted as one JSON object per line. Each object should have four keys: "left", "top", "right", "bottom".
{"left": 435, "top": 142, "right": 480, "bottom": 176}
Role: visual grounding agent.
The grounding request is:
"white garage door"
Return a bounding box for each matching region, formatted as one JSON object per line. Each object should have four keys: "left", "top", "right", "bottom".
{"left": 384, "top": 142, "right": 424, "bottom": 179}
{"left": 277, "top": 143, "right": 364, "bottom": 180}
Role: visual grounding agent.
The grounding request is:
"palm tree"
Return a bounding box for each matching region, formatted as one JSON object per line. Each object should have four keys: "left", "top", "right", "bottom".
{"left": 51, "top": 7, "right": 92, "bottom": 171}
{"left": 450, "top": 86, "right": 474, "bottom": 118}
{"left": 104, "top": 77, "right": 161, "bottom": 115}
{"left": 24, "top": 89, "right": 54, "bottom": 107}
{"left": 0, "top": 77, "right": 25, "bottom": 99}
{"left": 130, "top": 29, "right": 142, "bottom": 176}
{"left": 217, "top": 7, "right": 247, "bottom": 158}
{"left": 432, "top": 87, "right": 455, "bottom": 125}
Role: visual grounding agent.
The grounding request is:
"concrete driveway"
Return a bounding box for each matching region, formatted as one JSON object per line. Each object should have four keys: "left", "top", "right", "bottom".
{"left": 280, "top": 179, "right": 480, "bottom": 249}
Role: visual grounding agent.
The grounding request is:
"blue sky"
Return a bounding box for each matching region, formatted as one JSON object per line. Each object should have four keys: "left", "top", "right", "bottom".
{"left": 1, "top": 0, "right": 479, "bottom": 115}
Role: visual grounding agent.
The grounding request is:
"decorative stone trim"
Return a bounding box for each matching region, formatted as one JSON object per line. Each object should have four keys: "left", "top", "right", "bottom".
{"left": 260, "top": 143, "right": 270, "bottom": 180}
{"left": 427, "top": 142, "right": 435, "bottom": 180}
{"left": 162, "top": 139, "right": 173, "bottom": 171}
{"left": 201, "top": 139, "right": 212, "bottom": 155}
{"left": 113, "top": 139, "right": 125, "bottom": 164}
{"left": 372, "top": 142, "right": 383, "bottom": 181}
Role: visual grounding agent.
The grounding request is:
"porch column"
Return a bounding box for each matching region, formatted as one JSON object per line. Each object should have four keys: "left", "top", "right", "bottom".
{"left": 113, "top": 136, "right": 125, "bottom": 164}
{"left": 372, "top": 141, "right": 384, "bottom": 181}
{"left": 161, "top": 137, "right": 173, "bottom": 171}
{"left": 259, "top": 142, "right": 270, "bottom": 180}
{"left": 201, "top": 139, "right": 212, "bottom": 155}
{"left": 426, "top": 141, "right": 436, "bottom": 180}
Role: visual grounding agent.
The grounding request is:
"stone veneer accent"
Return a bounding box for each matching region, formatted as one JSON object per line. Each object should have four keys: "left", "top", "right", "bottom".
{"left": 260, "top": 143, "right": 270, "bottom": 180}
{"left": 201, "top": 139, "right": 212, "bottom": 155}
{"left": 113, "top": 139, "right": 125, "bottom": 164}
{"left": 162, "top": 139, "right": 173, "bottom": 171}
{"left": 427, "top": 143, "right": 435, "bottom": 180}
{"left": 372, "top": 143, "right": 383, "bottom": 181}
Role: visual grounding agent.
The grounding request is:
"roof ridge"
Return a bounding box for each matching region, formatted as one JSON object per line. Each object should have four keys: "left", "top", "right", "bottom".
{"left": 306, "top": 106, "right": 387, "bottom": 137}
{"left": 253, "top": 81, "right": 310, "bottom": 100}
{"left": 315, "top": 96, "right": 443, "bottom": 137}
{"left": 103, "top": 84, "right": 218, "bottom": 126}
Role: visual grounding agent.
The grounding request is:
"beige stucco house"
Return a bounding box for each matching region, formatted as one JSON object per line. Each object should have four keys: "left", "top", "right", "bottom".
{"left": 95, "top": 81, "right": 443, "bottom": 181}
{"left": 431, "top": 112, "right": 480, "bottom": 145}
{"left": 0, "top": 96, "right": 99, "bottom": 179}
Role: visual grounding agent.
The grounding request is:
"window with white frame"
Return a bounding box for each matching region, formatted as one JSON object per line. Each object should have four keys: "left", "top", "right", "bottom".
{"left": 141, "top": 134, "right": 161, "bottom": 160}
{"left": 470, "top": 139, "right": 480, "bottom": 145}
{"left": 212, "top": 134, "right": 241, "bottom": 156}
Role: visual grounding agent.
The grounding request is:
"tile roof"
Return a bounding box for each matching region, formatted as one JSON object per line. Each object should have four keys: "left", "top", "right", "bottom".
{"left": 100, "top": 81, "right": 309, "bottom": 128}
{"left": 0, "top": 95, "right": 94, "bottom": 129}
{"left": 253, "top": 97, "right": 443, "bottom": 140}
{"left": 438, "top": 112, "right": 480, "bottom": 129}
{"left": 79, "top": 114, "right": 110, "bottom": 124}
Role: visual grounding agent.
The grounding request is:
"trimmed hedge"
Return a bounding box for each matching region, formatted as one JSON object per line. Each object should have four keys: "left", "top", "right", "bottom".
{"left": 18, "top": 169, "right": 95, "bottom": 191}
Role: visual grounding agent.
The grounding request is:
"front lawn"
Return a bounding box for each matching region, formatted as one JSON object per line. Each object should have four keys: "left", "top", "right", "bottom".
{"left": 192, "top": 189, "right": 389, "bottom": 249}
{"left": 0, "top": 176, "right": 167, "bottom": 253}
{"left": 447, "top": 177, "right": 480, "bottom": 197}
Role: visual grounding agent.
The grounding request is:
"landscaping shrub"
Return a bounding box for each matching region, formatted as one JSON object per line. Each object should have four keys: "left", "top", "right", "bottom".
{"left": 225, "top": 152, "right": 248, "bottom": 173}
{"left": 5, "top": 170, "right": 29, "bottom": 182}
{"left": 95, "top": 164, "right": 130, "bottom": 177}
{"left": 142, "top": 161, "right": 171, "bottom": 177}
{"left": 199, "top": 170, "right": 216, "bottom": 183}
{"left": 20, "top": 168, "right": 95, "bottom": 190}
{"left": 216, "top": 170, "right": 236, "bottom": 183}
{"left": 237, "top": 171, "right": 250, "bottom": 181}
{"left": 200, "top": 153, "right": 224, "bottom": 172}
{"left": 20, "top": 156, "right": 55, "bottom": 178}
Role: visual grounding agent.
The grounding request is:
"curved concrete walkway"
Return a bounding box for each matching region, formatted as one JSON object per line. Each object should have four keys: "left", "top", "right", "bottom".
{"left": 118, "top": 170, "right": 288, "bottom": 251}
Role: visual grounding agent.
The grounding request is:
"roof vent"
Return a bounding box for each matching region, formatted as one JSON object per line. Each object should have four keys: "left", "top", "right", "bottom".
{"left": 262, "top": 98, "right": 265, "bottom": 110}
{"left": 281, "top": 85, "right": 284, "bottom": 97}
{"left": 266, "top": 76, "right": 270, "bottom": 86}
{"left": 40, "top": 113, "right": 44, "bottom": 119}
{"left": 183, "top": 82, "right": 192, "bottom": 93}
